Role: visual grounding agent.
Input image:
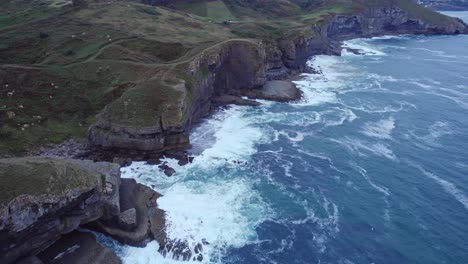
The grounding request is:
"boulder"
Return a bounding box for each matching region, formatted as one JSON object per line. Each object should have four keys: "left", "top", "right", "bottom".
{"left": 0, "top": 157, "right": 120, "bottom": 264}
{"left": 118, "top": 208, "right": 137, "bottom": 231}
{"left": 158, "top": 163, "right": 176, "bottom": 177}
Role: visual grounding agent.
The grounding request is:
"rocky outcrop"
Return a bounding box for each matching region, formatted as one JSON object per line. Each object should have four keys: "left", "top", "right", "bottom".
{"left": 86, "top": 178, "right": 166, "bottom": 247}
{"left": 0, "top": 158, "right": 167, "bottom": 263}
{"left": 236, "top": 80, "right": 302, "bottom": 102}
{"left": 88, "top": 40, "right": 268, "bottom": 153}
{"left": 0, "top": 158, "right": 120, "bottom": 263}
{"left": 278, "top": 3, "right": 468, "bottom": 70}
{"left": 185, "top": 40, "right": 268, "bottom": 123}
{"left": 88, "top": 40, "right": 301, "bottom": 153}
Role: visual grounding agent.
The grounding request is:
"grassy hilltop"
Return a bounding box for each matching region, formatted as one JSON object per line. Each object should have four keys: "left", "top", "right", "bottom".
{"left": 0, "top": 0, "right": 457, "bottom": 156}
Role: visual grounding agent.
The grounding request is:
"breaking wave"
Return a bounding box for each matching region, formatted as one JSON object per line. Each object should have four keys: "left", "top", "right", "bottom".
{"left": 119, "top": 106, "right": 273, "bottom": 263}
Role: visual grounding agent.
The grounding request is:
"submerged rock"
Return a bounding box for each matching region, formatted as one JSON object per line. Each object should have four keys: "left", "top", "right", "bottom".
{"left": 159, "top": 163, "right": 176, "bottom": 177}
{"left": 112, "top": 157, "right": 132, "bottom": 167}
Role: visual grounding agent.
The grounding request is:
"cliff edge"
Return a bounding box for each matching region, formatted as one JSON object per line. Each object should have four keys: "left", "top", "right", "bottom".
{"left": 0, "top": 158, "right": 165, "bottom": 263}
{"left": 0, "top": 0, "right": 467, "bottom": 157}
{"left": 87, "top": 0, "right": 468, "bottom": 154}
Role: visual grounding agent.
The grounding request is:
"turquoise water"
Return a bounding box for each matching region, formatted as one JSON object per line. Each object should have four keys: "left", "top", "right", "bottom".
{"left": 110, "top": 12, "right": 468, "bottom": 264}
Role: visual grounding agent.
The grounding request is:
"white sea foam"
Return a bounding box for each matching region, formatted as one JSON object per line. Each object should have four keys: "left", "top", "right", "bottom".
{"left": 412, "top": 163, "right": 468, "bottom": 211}
{"left": 411, "top": 81, "right": 433, "bottom": 89}
{"left": 285, "top": 194, "right": 340, "bottom": 253}
{"left": 119, "top": 106, "right": 273, "bottom": 263}
{"left": 281, "top": 160, "right": 294, "bottom": 178}
{"left": 321, "top": 108, "right": 357, "bottom": 127}
{"left": 256, "top": 110, "right": 322, "bottom": 127}
{"left": 342, "top": 39, "right": 387, "bottom": 56}
{"left": 408, "top": 121, "right": 455, "bottom": 149}
{"left": 351, "top": 163, "right": 391, "bottom": 221}
{"left": 361, "top": 117, "right": 395, "bottom": 140}
{"left": 276, "top": 130, "right": 305, "bottom": 143}
{"left": 414, "top": 47, "right": 447, "bottom": 56}
{"left": 427, "top": 121, "right": 453, "bottom": 140}
{"left": 159, "top": 180, "right": 269, "bottom": 246}
{"left": 341, "top": 101, "right": 413, "bottom": 114}
{"left": 419, "top": 48, "right": 457, "bottom": 58}
{"left": 330, "top": 137, "right": 398, "bottom": 161}
{"left": 293, "top": 55, "right": 351, "bottom": 106}
{"left": 370, "top": 35, "right": 408, "bottom": 40}
{"left": 194, "top": 106, "right": 265, "bottom": 165}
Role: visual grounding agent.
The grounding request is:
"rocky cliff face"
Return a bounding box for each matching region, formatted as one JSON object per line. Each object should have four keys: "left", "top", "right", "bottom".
{"left": 278, "top": 4, "right": 468, "bottom": 70}
{"left": 0, "top": 158, "right": 120, "bottom": 263}
{"left": 88, "top": 40, "right": 269, "bottom": 154}
{"left": 186, "top": 40, "right": 267, "bottom": 124}
{"left": 0, "top": 158, "right": 166, "bottom": 263}
{"left": 87, "top": 3, "right": 468, "bottom": 154}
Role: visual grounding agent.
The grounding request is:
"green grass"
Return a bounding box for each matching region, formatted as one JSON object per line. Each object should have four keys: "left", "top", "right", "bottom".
{"left": 171, "top": 1, "right": 235, "bottom": 22}
{"left": 119, "top": 39, "right": 188, "bottom": 62}
{"left": 206, "top": 1, "right": 235, "bottom": 21}
{"left": 100, "top": 79, "right": 186, "bottom": 128}
{"left": 0, "top": 59, "right": 149, "bottom": 157}
{"left": 0, "top": 158, "right": 98, "bottom": 207}
{"left": 173, "top": 2, "right": 208, "bottom": 17}
{"left": 301, "top": 4, "right": 353, "bottom": 23}
{"left": 0, "top": 118, "right": 89, "bottom": 157}
{"left": 0, "top": 0, "right": 460, "bottom": 157}
{"left": 0, "top": 5, "right": 51, "bottom": 29}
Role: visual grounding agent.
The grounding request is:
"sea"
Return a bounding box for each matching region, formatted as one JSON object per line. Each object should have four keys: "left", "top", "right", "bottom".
{"left": 100, "top": 11, "right": 468, "bottom": 264}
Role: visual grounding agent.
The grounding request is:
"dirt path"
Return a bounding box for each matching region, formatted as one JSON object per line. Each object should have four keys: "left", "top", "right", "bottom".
{"left": 0, "top": 38, "right": 258, "bottom": 82}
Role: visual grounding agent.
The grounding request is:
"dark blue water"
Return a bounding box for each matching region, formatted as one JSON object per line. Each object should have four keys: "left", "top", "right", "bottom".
{"left": 111, "top": 11, "right": 468, "bottom": 264}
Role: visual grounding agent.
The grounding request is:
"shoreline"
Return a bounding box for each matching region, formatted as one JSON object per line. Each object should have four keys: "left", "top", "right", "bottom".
{"left": 2, "top": 6, "right": 468, "bottom": 263}
{"left": 85, "top": 6, "right": 468, "bottom": 160}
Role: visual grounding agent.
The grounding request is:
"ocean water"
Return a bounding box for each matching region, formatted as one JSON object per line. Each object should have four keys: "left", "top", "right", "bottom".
{"left": 104, "top": 12, "right": 468, "bottom": 264}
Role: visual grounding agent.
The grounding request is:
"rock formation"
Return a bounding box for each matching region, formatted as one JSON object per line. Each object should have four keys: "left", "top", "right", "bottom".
{"left": 0, "top": 158, "right": 120, "bottom": 263}
{"left": 0, "top": 157, "right": 165, "bottom": 264}
{"left": 86, "top": 178, "right": 166, "bottom": 247}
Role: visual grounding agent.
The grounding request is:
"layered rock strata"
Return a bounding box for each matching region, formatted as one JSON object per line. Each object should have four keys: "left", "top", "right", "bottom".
{"left": 0, "top": 158, "right": 165, "bottom": 264}
{"left": 87, "top": 5, "right": 467, "bottom": 154}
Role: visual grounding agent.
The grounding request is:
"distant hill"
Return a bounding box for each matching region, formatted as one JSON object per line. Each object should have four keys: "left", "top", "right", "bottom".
{"left": 417, "top": 0, "right": 468, "bottom": 10}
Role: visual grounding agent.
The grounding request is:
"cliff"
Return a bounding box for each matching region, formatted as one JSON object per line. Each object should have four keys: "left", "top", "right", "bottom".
{"left": 1, "top": 0, "right": 466, "bottom": 157}
{"left": 0, "top": 158, "right": 165, "bottom": 263}
{"left": 87, "top": 1, "right": 467, "bottom": 154}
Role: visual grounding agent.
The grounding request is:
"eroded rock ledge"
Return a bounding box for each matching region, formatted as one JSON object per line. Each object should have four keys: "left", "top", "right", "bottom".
{"left": 0, "top": 157, "right": 165, "bottom": 264}
{"left": 87, "top": 5, "right": 467, "bottom": 155}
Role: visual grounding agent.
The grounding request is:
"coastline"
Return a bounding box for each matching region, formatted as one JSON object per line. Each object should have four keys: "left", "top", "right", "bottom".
{"left": 85, "top": 5, "right": 468, "bottom": 163}
{"left": 111, "top": 11, "right": 468, "bottom": 259}
{"left": 2, "top": 5, "right": 468, "bottom": 264}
